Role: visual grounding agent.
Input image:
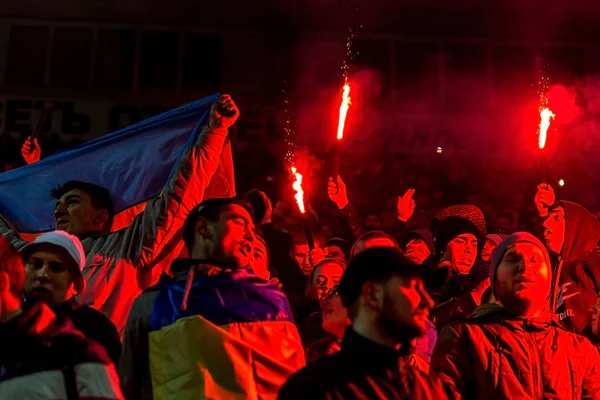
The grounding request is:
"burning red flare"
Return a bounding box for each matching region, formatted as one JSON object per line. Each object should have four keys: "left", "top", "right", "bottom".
{"left": 538, "top": 107, "right": 555, "bottom": 149}
{"left": 337, "top": 84, "right": 351, "bottom": 140}
{"left": 291, "top": 167, "right": 305, "bottom": 214}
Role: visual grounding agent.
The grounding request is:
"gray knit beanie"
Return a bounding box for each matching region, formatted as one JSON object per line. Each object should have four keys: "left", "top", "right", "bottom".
{"left": 489, "top": 232, "right": 552, "bottom": 298}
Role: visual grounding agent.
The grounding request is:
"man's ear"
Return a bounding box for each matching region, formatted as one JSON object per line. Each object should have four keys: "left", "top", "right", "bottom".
{"left": 94, "top": 209, "right": 109, "bottom": 227}
{"left": 361, "top": 281, "right": 383, "bottom": 311}
{"left": 194, "top": 217, "right": 212, "bottom": 240}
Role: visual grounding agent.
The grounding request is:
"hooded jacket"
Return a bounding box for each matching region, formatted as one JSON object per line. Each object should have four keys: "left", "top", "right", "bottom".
{"left": 550, "top": 201, "right": 600, "bottom": 336}
{"left": 0, "top": 125, "right": 233, "bottom": 336}
{"left": 430, "top": 303, "right": 600, "bottom": 400}
{"left": 0, "top": 301, "right": 123, "bottom": 399}
{"left": 119, "top": 259, "right": 305, "bottom": 400}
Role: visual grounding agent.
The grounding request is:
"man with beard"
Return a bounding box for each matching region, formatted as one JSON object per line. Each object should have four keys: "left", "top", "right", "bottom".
{"left": 120, "top": 193, "right": 305, "bottom": 400}
{"left": 21, "top": 230, "right": 120, "bottom": 364}
{"left": 430, "top": 233, "right": 600, "bottom": 399}
{"left": 278, "top": 247, "right": 451, "bottom": 400}
{"left": 536, "top": 184, "right": 600, "bottom": 340}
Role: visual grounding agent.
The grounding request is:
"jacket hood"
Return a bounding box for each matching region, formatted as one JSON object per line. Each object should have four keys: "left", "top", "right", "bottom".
{"left": 557, "top": 201, "right": 600, "bottom": 261}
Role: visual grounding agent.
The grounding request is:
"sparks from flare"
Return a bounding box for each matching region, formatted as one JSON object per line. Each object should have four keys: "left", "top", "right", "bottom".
{"left": 291, "top": 167, "right": 305, "bottom": 214}
{"left": 538, "top": 107, "right": 555, "bottom": 149}
{"left": 337, "top": 84, "right": 351, "bottom": 140}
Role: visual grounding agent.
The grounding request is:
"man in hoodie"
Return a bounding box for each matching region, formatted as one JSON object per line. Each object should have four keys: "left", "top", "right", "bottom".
{"left": 541, "top": 196, "right": 600, "bottom": 338}
{"left": 430, "top": 232, "right": 600, "bottom": 399}
{"left": 119, "top": 192, "right": 305, "bottom": 400}
{"left": 0, "top": 235, "right": 123, "bottom": 399}
{"left": 0, "top": 95, "right": 239, "bottom": 335}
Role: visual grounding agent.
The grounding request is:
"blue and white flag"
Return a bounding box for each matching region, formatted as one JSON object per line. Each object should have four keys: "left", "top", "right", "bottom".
{"left": 0, "top": 94, "right": 235, "bottom": 235}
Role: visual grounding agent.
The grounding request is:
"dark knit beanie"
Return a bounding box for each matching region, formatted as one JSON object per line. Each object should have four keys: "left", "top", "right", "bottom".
{"left": 431, "top": 205, "right": 487, "bottom": 256}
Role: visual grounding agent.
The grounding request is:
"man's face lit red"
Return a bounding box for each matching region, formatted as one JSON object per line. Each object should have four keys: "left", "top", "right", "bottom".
{"left": 292, "top": 243, "right": 313, "bottom": 276}
{"left": 249, "top": 238, "right": 269, "bottom": 279}
{"left": 310, "top": 261, "right": 344, "bottom": 301}
{"left": 404, "top": 238, "right": 431, "bottom": 265}
{"left": 481, "top": 239, "right": 497, "bottom": 262}
{"left": 54, "top": 189, "right": 105, "bottom": 236}
{"left": 444, "top": 234, "right": 477, "bottom": 274}
{"left": 210, "top": 204, "right": 256, "bottom": 269}
{"left": 321, "top": 289, "right": 350, "bottom": 340}
{"left": 324, "top": 245, "right": 345, "bottom": 262}
{"left": 543, "top": 206, "right": 566, "bottom": 255}
{"left": 495, "top": 242, "right": 551, "bottom": 315}
{"left": 23, "top": 247, "right": 78, "bottom": 308}
{"left": 378, "top": 275, "right": 434, "bottom": 341}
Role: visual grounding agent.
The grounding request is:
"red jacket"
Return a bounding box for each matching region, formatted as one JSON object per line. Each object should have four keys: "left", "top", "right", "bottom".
{"left": 430, "top": 303, "right": 600, "bottom": 400}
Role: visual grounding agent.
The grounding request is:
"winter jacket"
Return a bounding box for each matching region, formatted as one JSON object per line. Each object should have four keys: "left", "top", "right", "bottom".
{"left": 54, "top": 298, "right": 121, "bottom": 365}
{"left": 549, "top": 201, "right": 600, "bottom": 338}
{"left": 278, "top": 327, "right": 452, "bottom": 400}
{"left": 0, "top": 301, "right": 123, "bottom": 399}
{"left": 430, "top": 259, "right": 489, "bottom": 329}
{"left": 430, "top": 303, "right": 600, "bottom": 400}
{"left": 0, "top": 125, "right": 233, "bottom": 335}
{"left": 119, "top": 259, "right": 305, "bottom": 400}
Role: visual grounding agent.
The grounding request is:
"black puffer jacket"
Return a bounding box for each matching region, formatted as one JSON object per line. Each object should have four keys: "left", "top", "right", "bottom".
{"left": 279, "top": 328, "right": 452, "bottom": 400}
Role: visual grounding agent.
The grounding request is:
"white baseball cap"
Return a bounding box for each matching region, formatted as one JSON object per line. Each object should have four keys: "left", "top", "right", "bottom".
{"left": 20, "top": 230, "right": 87, "bottom": 293}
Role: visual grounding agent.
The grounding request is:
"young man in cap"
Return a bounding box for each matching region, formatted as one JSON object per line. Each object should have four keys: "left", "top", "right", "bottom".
{"left": 430, "top": 232, "right": 600, "bottom": 399}
{"left": 428, "top": 204, "right": 490, "bottom": 329}
{"left": 21, "top": 230, "right": 121, "bottom": 364}
{"left": 536, "top": 183, "right": 600, "bottom": 340}
{"left": 119, "top": 192, "right": 305, "bottom": 400}
{"left": 278, "top": 247, "right": 451, "bottom": 400}
{"left": 0, "top": 235, "right": 123, "bottom": 399}
{"left": 0, "top": 95, "right": 239, "bottom": 335}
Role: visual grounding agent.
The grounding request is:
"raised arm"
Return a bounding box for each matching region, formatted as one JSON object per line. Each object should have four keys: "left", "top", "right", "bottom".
{"left": 0, "top": 214, "right": 28, "bottom": 250}
{"left": 115, "top": 95, "right": 239, "bottom": 270}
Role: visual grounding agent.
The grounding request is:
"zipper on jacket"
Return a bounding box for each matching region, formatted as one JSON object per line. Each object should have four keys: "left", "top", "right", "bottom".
{"left": 528, "top": 330, "right": 543, "bottom": 398}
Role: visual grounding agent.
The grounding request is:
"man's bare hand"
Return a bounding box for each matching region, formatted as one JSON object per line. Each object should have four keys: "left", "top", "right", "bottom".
{"left": 397, "top": 189, "right": 416, "bottom": 222}
{"left": 328, "top": 176, "right": 349, "bottom": 210}
{"left": 22, "top": 137, "right": 41, "bottom": 165}
{"left": 534, "top": 184, "right": 555, "bottom": 218}
{"left": 208, "top": 94, "right": 239, "bottom": 130}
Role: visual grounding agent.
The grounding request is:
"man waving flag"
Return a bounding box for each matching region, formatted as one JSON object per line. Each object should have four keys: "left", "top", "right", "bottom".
{"left": 0, "top": 94, "right": 238, "bottom": 335}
